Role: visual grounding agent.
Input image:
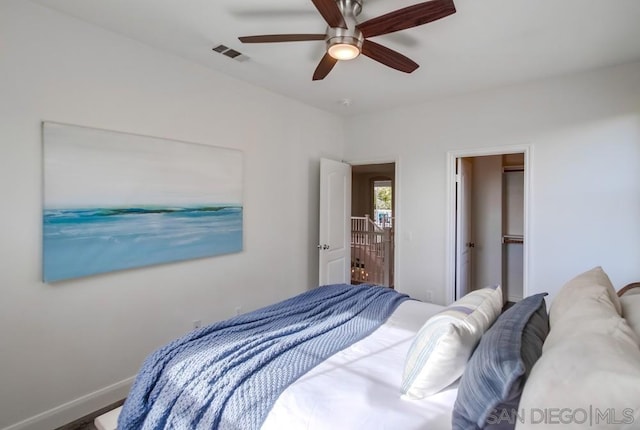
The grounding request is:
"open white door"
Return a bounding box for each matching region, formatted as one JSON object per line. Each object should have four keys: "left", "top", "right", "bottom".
{"left": 455, "top": 157, "right": 473, "bottom": 299}
{"left": 319, "top": 158, "right": 351, "bottom": 286}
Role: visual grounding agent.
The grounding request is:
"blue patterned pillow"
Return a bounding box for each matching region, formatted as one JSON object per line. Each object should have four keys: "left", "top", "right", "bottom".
{"left": 452, "top": 293, "right": 549, "bottom": 430}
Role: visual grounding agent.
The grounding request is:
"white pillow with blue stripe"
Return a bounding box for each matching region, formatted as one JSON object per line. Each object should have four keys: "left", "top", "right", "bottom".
{"left": 401, "top": 285, "right": 503, "bottom": 399}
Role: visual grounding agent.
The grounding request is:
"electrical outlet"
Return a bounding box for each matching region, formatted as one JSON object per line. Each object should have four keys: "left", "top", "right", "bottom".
{"left": 235, "top": 306, "right": 242, "bottom": 316}
{"left": 425, "top": 291, "right": 433, "bottom": 303}
{"left": 192, "top": 320, "right": 202, "bottom": 330}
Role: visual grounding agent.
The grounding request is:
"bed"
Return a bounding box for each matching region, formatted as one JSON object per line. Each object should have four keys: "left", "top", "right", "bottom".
{"left": 261, "top": 299, "right": 458, "bottom": 430}
{"left": 104, "top": 268, "right": 640, "bottom": 430}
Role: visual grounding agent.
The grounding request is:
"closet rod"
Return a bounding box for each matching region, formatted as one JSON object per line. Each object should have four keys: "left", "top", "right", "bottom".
{"left": 502, "top": 235, "right": 524, "bottom": 244}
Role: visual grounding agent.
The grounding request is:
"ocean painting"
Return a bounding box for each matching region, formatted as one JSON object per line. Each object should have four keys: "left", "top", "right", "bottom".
{"left": 43, "top": 123, "right": 243, "bottom": 282}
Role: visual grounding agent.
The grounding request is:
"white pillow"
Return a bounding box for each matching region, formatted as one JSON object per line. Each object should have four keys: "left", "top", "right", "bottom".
{"left": 400, "top": 285, "right": 502, "bottom": 399}
{"left": 545, "top": 267, "right": 630, "bottom": 351}
{"left": 621, "top": 293, "right": 640, "bottom": 342}
{"left": 517, "top": 268, "right": 640, "bottom": 429}
{"left": 549, "top": 266, "right": 622, "bottom": 327}
{"left": 623, "top": 286, "right": 640, "bottom": 297}
{"left": 517, "top": 310, "right": 640, "bottom": 429}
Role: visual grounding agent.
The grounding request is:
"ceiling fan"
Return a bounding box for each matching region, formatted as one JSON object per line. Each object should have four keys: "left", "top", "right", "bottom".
{"left": 238, "top": 0, "right": 456, "bottom": 81}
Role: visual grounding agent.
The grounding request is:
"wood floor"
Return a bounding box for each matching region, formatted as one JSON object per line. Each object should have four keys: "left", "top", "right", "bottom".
{"left": 74, "top": 423, "right": 96, "bottom": 430}
{"left": 54, "top": 400, "right": 123, "bottom": 430}
{"left": 56, "top": 418, "right": 97, "bottom": 430}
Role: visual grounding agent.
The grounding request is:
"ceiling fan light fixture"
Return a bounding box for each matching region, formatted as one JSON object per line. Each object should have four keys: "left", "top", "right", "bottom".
{"left": 328, "top": 43, "right": 360, "bottom": 60}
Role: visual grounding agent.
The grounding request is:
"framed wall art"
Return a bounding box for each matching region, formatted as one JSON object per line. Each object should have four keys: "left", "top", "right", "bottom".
{"left": 42, "top": 122, "right": 243, "bottom": 282}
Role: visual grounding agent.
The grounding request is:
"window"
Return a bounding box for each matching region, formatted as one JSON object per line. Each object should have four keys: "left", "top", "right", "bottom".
{"left": 373, "top": 180, "right": 392, "bottom": 228}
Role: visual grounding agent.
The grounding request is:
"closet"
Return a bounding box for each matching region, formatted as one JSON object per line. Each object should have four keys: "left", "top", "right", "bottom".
{"left": 501, "top": 154, "right": 524, "bottom": 302}
{"left": 459, "top": 153, "right": 525, "bottom": 303}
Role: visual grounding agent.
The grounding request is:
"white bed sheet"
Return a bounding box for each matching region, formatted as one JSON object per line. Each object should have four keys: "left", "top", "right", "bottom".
{"left": 262, "top": 300, "right": 458, "bottom": 430}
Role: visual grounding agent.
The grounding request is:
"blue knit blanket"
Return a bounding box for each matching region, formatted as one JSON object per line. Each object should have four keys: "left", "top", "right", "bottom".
{"left": 118, "top": 284, "right": 409, "bottom": 430}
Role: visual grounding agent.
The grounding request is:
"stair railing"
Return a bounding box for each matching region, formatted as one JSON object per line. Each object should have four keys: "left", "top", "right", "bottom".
{"left": 350, "top": 216, "right": 393, "bottom": 287}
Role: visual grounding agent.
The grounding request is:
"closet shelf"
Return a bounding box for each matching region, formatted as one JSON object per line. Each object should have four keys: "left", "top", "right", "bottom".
{"left": 503, "top": 165, "right": 524, "bottom": 172}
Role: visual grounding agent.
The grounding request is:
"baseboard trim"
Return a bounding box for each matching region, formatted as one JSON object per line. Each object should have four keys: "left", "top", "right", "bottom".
{"left": 2, "top": 376, "right": 134, "bottom": 430}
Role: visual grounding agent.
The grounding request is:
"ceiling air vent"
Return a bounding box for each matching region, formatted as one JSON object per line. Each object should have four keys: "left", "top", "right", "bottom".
{"left": 212, "top": 44, "right": 249, "bottom": 62}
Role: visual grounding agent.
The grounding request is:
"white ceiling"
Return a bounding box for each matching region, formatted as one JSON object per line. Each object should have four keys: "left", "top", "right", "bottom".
{"left": 31, "top": 0, "right": 640, "bottom": 115}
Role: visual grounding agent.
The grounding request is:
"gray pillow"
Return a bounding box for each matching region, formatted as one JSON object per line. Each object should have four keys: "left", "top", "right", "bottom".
{"left": 452, "top": 293, "right": 549, "bottom": 430}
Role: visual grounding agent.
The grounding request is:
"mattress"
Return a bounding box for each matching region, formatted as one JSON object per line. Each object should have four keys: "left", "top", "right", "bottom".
{"left": 262, "top": 299, "right": 458, "bottom": 430}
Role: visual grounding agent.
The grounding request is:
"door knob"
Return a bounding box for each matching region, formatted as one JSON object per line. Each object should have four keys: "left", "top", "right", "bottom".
{"left": 467, "top": 242, "right": 475, "bottom": 248}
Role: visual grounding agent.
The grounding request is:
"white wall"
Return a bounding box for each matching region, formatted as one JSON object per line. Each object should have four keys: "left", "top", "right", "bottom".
{"left": 345, "top": 61, "right": 640, "bottom": 305}
{"left": 0, "top": 2, "right": 344, "bottom": 429}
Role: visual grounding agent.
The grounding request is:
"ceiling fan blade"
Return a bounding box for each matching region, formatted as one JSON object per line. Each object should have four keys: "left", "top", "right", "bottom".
{"left": 356, "top": 0, "right": 456, "bottom": 38}
{"left": 311, "top": 0, "right": 347, "bottom": 29}
{"left": 361, "top": 40, "right": 419, "bottom": 73}
{"left": 239, "top": 34, "right": 326, "bottom": 43}
{"left": 313, "top": 53, "right": 338, "bottom": 81}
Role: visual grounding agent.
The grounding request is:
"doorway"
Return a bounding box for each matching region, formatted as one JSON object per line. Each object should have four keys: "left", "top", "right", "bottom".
{"left": 351, "top": 163, "right": 396, "bottom": 288}
{"left": 447, "top": 147, "right": 530, "bottom": 304}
